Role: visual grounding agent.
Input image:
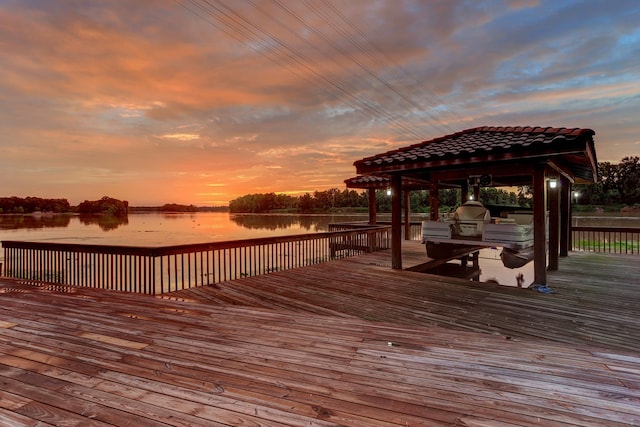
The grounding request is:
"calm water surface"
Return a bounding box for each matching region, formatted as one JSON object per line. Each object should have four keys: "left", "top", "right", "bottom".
{"left": 0, "top": 212, "right": 378, "bottom": 246}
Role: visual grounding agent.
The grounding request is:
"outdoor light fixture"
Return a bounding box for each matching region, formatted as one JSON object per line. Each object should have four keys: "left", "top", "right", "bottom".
{"left": 549, "top": 179, "right": 557, "bottom": 189}
{"left": 386, "top": 188, "right": 392, "bottom": 196}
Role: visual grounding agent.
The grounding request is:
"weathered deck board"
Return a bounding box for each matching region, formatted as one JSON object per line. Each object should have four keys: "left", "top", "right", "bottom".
{"left": 0, "top": 249, "right": 638, "bottom": 426}
{"left": 169, "top": 247, "right": 640, "bottom": 352}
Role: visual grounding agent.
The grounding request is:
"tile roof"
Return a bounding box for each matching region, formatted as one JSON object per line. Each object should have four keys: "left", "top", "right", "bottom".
{"left": 344, "top": 175, "right": 389, "bottom": 188}
{"left": 344, "top": 175, "right": 427, "bottom": 189}
{"left": 355, "top": 126, "right": 595, "bottom": 170}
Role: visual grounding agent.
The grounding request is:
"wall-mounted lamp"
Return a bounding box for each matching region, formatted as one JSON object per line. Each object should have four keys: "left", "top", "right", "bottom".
{"left": 386, "top": 188, "right": 392, "bottom": 196}
{"left": 549, "top": 179, "right": 558, "bottom": 189}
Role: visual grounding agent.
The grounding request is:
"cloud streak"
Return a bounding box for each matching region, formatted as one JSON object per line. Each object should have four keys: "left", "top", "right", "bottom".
{"left": 1, "top": 0, "right": 639, "bottom": 205}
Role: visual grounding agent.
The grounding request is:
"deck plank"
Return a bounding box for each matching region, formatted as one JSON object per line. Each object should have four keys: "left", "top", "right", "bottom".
{"left": 0, "top": 249, "right": 638, "bottom": 425}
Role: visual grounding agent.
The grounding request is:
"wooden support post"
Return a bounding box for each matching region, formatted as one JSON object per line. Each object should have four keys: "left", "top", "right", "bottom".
{"left": 533, "top": 165, "right": 547, "bottom": 285}
{"left": 429, "top": 181, "right": 439, "bottom": 221}
{"left": 461, "top": 181, "right": 469, "bottom": 205}
{"left": 559, "top": 176, "right": 570, "bottom": 256}
{"left": 473, "top": 185, "right": 480, "bottom": 202}
{"left": 404, "top": 190, "right": 411, "bottom": 240}
{"left": 368, "top": 188, "right": 377, "bottom": 225}
{"left": 548, "top": 178, "right": 559, "bottom": 271}
{"left": 391, "top": 174, "right": 402, "bottom": 270}
{"left": 568, "top": 184, "right": 574, "bottom": 251}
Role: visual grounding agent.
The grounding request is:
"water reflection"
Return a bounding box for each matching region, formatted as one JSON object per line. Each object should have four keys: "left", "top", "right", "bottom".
{"left": 0, "top": 214, "right": 72, "bottom": 230}
{"left": 421, "top": 248, "right": 535, "bottom": 287}
{"left": 78, "top": 214, "right": 129, "bottom": 231}
{"left": 229, "top": 214, "right": 368, "bottom": 233}
{"left": 230, "top": 214, "right": 316, "bottom": 231}
{"left": 160, "top": 213, "right": 198, "bottom": 220}
{"left": 1, "top": 213, "right": 130, "bottom": 232}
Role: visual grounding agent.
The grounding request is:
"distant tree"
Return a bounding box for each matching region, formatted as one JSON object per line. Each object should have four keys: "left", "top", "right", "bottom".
{"left": 516, "top": 186, "right": 533, "bottom": 207}
{"left": 77, "top": 196, "right": 128, "bottom": 217}
{"left": 298, "top": 193, "right": 314, "bottom": 213}
{"left": 439, "top": 189, "right": 459, "bottom": 208}
{"left": 159, "top": 203, "right": 198, "bottom": 212}
{"left": 618, "top": 156, "right": 640, "bottom": 204}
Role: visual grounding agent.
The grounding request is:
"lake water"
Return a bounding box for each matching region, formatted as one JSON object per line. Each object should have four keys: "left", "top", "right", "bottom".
{"left": 0, "top": 212, "right": 375, "bottom": 246}
{"left": 0, "top": 212, "right": 377, "bottom": 266}
{"left": 1, "top": 212, "right": 639, "bottom": 287}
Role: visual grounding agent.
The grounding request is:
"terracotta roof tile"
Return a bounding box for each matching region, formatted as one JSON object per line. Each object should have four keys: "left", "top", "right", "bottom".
{"left": 355, "top": 126, "right": 595, "bottom": 170}
{"left": 344, "top": 175, "right": 428, "bottom": 190}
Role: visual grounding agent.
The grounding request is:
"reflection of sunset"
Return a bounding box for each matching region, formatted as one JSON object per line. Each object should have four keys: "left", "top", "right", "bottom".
{"left": 1, "top": 1, "right": 638, "bottom": 206}
{"left": 1, "top": 213, "right": 357, "bottom": 248}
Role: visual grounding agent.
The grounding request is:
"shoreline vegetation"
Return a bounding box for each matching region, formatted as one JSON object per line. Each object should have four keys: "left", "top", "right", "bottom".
{"left": 0, "top": 196, "right": 229, "bottom": 216}
{"left": 1, "top": 194, "right": 638, "bottom": 218}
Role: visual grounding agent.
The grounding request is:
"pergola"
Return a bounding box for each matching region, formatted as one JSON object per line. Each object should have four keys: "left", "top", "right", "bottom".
{"left": 349, "top": 126, "right": 598, "bottom": 286}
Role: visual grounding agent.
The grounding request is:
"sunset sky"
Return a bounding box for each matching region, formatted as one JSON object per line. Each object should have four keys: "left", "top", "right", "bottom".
{"left": 1, "top": 0, "right": 639, "bottom": 206}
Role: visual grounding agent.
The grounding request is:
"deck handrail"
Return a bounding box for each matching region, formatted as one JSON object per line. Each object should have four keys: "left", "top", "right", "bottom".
{"left": 571, "top": 226, "right": 640, "bottom": 254}
{"left": 330, "top": 220, "right": 423, "bottom": 241}
{"left": 2, "top": 225, "right": 391, "bottom": 295}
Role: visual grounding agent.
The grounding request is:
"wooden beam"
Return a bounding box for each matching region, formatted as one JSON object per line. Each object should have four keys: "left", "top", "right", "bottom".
{"left": 426, "top": 163, "right": 535, "bottom": 183}
{"left": 404, "top": 190, "right": 411, "bottom": 240}
{"left": 547, "top": 159, "right": 576, "bottom": 184}
{"left": 391, "top": 174, "right": 402, "bottom": 270}
{"left": 548, "top": 177, "right": 560, "bottom": 271}
{"left": 429, "top": 180, "right": 439, "bottom": 221}
{"left": 461, "top": 181, "right": 469, "bottom": 204}
{"left": 560, "top": 176, "right": 571, "bottom": 256}
{"left": 368, "top": 188, "right": 377, "bottom": 225}
{"left": 533, "top": 164, "right": 547, "bottom": 285}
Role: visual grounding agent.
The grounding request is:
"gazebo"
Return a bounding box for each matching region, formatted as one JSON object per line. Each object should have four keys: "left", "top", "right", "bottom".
{"left": 349, "top": 126, "right": 598, "bottom": 286}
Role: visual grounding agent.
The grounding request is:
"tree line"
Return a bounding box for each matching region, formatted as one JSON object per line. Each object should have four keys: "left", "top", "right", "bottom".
{"left": 0, "top": 197, "right": 227, "bottom": 216}
{"left": 229, "top": 189, "right": 369, "bottom": 213}
{"left": 0, "top": 196, "right": 129, "bottom": 216}
{"left": 574, "top": 156, "right": 640, "bottom": 208}
{"left": 229, "top": 187, "right": 523, "bottom": 214}
{"left": 0, "top": 196, "right": 71, "bottom": 214}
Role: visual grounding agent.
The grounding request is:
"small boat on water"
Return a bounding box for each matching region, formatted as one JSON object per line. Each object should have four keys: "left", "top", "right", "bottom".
{"left": 422, "top": 201, "right": 536, "bottom": 268}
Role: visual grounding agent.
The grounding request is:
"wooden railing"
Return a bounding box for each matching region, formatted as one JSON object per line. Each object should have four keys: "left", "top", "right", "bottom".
{"left": 329, "top": 221, "right": 423, "bottom": 241}
{"left": 1, "top": 225, "right": 391, "bottom": 295}
{"left": 571, "top": 226, "right": 640, "bottom": 254}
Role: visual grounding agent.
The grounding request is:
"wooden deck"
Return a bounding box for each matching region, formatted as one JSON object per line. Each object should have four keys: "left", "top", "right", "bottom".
{"left": 0, "top": 245, "right": 638, "bottom": 426}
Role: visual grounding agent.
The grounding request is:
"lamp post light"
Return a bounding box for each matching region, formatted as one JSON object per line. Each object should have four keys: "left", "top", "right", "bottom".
{"left": 573, "top": 191, "right": 579, "bottom": 205}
